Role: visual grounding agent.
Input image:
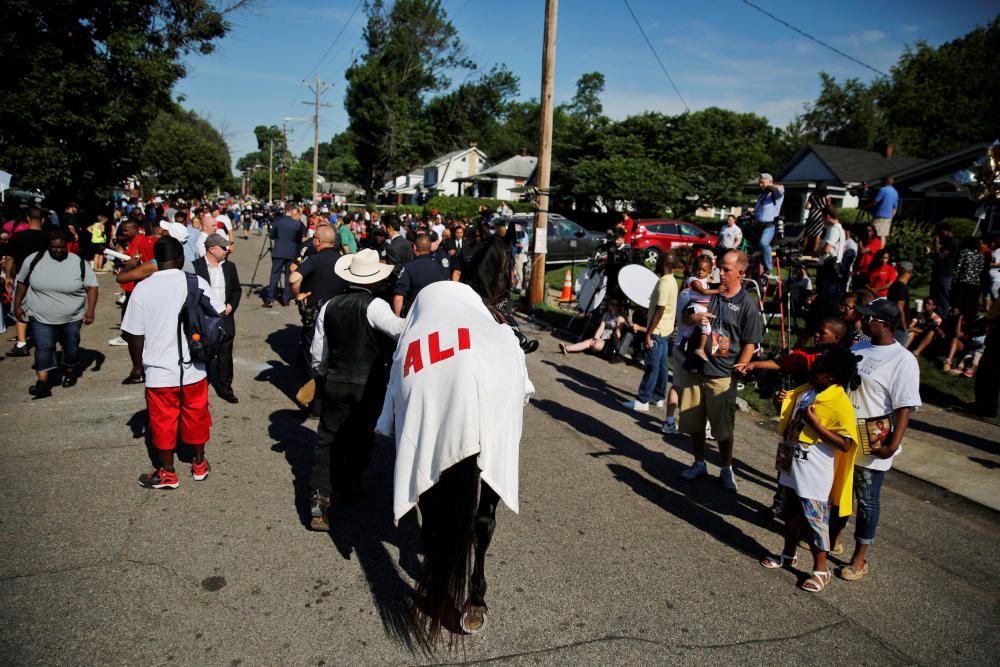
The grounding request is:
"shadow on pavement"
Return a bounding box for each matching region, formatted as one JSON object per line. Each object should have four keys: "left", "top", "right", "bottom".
{"left": 256, "top": 324, "right": 308, "bottom": 404}
{"left": 532, "top": 397, "right": 774, "bottom": 560}
{"left": 268, "top": 407, "right": 422, "bottom": 651}
{"left": 77, "top": 347, "right": 106, "bottom": 374}
{"left": 908, "top": 417, "right": 999, "bottom": 455}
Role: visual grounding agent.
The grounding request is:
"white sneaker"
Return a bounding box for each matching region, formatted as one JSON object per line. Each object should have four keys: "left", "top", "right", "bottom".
{"left": 681, "top": 461, "right": 707, "bottom": 480}
{"left": 720, "top": 466, "right": 739, "bottom": 492}
{"left": 653, "top": 400, "right": 665, "bottom": 408}
{"left": 705, "top": 423, "right": 715, "bottom": 440}
{"left": 108, "top": 336, "right": 128, "bottom": 346}
{"left": 621, "top": 400, "right": 650, "bottom": 412}
{"left": 661, "top": 419, "right": 679, "bottom": 434}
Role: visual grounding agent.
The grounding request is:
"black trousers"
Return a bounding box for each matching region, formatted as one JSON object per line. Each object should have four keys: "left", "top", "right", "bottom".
{"left": 974, "top": 327, "right": 999, "bottom": 417}
{"left": 267, "top": 257, "right": 293, "bottom": 305}
{"left": 310, "top": 378, "right": 384, "bottom": 498}
{"left": 209, "top": 337, "right": 235, "bottom": 396}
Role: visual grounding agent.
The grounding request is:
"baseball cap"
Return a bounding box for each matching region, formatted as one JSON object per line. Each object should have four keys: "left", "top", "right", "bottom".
{"left": 204, "top": 233, "right": 231, "bottom": 249}
{"left": 855, "top": 298, "right": 900, "bottom": 328}
{"left": 159, "top": 221, "right": 189, "bottom": 243}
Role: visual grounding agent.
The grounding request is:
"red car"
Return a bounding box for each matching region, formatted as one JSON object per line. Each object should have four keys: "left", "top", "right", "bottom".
{"left": 628, "top": 219, "right": 719, "bottom": 267}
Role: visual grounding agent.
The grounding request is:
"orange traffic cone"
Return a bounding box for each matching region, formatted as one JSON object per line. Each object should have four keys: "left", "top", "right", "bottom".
{"left": 558, "top": 268, "right": 573, "bottom": 302}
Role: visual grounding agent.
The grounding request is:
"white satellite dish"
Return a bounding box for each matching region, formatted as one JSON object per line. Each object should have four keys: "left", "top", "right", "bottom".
{"left": 618, "top": 264, "right": 659, "bottom": 309}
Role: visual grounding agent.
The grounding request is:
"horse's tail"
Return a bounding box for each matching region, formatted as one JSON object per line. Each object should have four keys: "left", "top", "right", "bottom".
{"left": 411, "top": 455, "right": 480, "bottom": 649}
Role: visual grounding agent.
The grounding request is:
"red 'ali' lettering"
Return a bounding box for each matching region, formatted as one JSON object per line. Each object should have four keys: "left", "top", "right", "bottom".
{"left": 458, "top": 327, "right": 470, "bottom": 350}
{"left": 403, "top": 340, "right": 423, "bottom": 377}
{"left": 428, "top": 331, "right": 454, "bottom": 364}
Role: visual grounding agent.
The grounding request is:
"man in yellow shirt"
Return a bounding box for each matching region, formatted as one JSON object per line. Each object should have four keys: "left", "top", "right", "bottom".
{"left": 622, "top": 252, "right": 678, "bottom": 412}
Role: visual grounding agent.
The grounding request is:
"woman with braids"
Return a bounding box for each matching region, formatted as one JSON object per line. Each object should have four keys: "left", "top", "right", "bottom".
{"left": 376, "top": 236, "right": 534, "bottom": 646}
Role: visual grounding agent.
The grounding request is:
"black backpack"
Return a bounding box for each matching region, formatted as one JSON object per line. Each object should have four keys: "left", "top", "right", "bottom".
{"left": 177, "top": 274, "right": 230, "bottom": 365}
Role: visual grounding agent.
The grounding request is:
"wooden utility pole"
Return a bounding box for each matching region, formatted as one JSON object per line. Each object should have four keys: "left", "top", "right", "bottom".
{"left": 267, "top": 136, "right": 274, "bottom": 202}
{"left": 279, "top": 121, "right": 289, "bottom": 201}
{"left": 529, "top": 0, "right": 558, "bottom": 307}
{"left": 303, "top": 73, "right": 334, "bottom": 211}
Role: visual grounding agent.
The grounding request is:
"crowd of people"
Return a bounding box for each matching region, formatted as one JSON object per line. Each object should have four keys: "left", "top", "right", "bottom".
{"left": 1, "top": 182, "right": 997, "bottom": 631}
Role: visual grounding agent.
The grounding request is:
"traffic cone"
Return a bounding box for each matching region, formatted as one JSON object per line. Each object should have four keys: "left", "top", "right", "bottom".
{"left": 558, "top": 268, "right": 573, "bottom": 302}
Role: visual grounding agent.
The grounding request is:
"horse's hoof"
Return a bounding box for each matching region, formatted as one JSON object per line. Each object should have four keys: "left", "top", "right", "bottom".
{"left": 460, "top": 605, "right": 488, "bottom": 635}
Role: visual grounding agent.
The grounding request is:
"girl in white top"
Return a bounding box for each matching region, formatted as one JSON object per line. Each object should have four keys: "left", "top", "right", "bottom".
{"left": 684, "top": 256, "right": 721, "bottom": 362}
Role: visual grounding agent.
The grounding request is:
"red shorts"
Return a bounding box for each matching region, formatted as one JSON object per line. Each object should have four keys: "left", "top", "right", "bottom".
{"left": 145, "top": 379, "right": 212, "bottom": 450}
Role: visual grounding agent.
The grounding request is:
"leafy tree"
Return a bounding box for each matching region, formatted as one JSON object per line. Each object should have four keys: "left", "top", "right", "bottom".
{"left": 0, "top": 1, "right": 241, "bottom": 205}
{"left": 345, "top": 0, "right": 474, "bottom": 198}
{"left": 482, "top": 100, "right": 541, "bottom": 159}
{"left": 140, "top": 104, "right": 232, "bottom": 198}
{"left": 251, "top": 159, "right": 314, "bottom": 201}
{"left": 796, "top": 73, "right": 889, "bottom": 152}
{"left": 567, "top": 72, "right": 606, "bottom": 127}
{"left": 882, "top": 15, "right": 1000, "bottom": 157}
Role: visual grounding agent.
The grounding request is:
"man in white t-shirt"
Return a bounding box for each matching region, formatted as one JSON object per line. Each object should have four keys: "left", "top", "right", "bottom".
{"left": 820, "top": 214, "right": 845, "bottom": 262}
{"left": 817, "top": 212, "right": 846, "bottom": 295}
{"left": 122, "top": 237, "right": 225, "bottom": 490}
{"left": 717, "top": 215, "right": 743, "bottom": 251}
{"left": 833, "top": 298, "right": 921, "bottom": 582}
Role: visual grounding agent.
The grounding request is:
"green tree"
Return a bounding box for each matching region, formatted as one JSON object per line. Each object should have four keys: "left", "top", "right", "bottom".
{"left": 345, "top": 0, "right": 474, "bottom": 198}
{"left": 141, "top": 105, "right": 232, "bottom": 198}
{"left": 883, "top": 15, "right": 1000, "bottom": 157}
{"left": 0, "top": 1, "right": 241, "bottom": 205}
{"left": 482, "top": 100, "right": 541, "bottom": 159}
{"left": 797, "top": 72, "right": 889, "bottom": 151}
{"left": 568, "top": 72, "right": 606, "bottom": 127}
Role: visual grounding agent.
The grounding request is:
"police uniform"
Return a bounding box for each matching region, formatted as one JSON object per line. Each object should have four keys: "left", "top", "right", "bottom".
{"left": 393, "top": 254, "right": 449, "bottom": 315}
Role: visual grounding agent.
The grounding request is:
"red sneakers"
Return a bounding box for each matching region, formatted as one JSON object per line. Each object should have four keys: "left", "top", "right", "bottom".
{"left": 191, "top": 458, "right": 211, "bottom": 481}
{"left": 138, "top": 468, "right": 179, "bottom": 489}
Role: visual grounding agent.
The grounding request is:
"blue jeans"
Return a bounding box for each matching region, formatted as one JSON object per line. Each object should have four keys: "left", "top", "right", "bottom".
{"left": 758, "top": 224, "right": 775, "bottom": 274}
{"left": 854, "top": 466, "right": 887, "bottom": 544}
{"left": 637, "top": 334, "right": 670, "bottom": 404}
{"left": 30, "top": 318, "right": 81, "bottom": 373}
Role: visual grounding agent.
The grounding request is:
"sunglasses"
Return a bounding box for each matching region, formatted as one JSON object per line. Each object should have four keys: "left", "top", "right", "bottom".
{"left": 861, "top": 315, "right": 886, "bottom": 325}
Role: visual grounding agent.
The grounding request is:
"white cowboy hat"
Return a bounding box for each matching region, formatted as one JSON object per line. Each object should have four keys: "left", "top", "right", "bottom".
{"left": 334, "top": 248, "right": 393, "bottom": 285}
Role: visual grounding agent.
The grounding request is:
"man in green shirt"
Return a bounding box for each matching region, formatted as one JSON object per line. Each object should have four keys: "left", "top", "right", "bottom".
{"left": 337, "top": 219, "right": 357, "bottom": 254}
{"left": 622, "top": 251, "right": 678, "bottom": 412}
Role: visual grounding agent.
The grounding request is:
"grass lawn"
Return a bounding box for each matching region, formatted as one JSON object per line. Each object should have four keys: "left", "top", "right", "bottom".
{"left": 914, "top": 355, "right": 976, "bottom": 408}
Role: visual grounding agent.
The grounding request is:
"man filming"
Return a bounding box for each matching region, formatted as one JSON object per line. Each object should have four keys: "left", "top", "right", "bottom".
{"left": 751, "top": 173, "right": 785, "bottom": 284}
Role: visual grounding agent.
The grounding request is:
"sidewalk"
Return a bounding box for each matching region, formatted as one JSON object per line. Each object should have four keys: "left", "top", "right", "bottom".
{"left": 524, "top": 306, "right": 1000, "bottom": 513}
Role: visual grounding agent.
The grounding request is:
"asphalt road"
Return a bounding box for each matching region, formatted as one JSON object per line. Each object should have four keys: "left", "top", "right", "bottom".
{"left": 2, "top": 240, "right": 998, "bottom": 666}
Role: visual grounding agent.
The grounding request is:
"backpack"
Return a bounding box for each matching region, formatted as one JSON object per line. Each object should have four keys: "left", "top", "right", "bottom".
{"left": 177, "top": 274, "right": 231, "bottom": 366}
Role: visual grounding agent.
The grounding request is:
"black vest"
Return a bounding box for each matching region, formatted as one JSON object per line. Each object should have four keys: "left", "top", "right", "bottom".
{"left": 324, "top": 288, "right": 385, "bottom": 385}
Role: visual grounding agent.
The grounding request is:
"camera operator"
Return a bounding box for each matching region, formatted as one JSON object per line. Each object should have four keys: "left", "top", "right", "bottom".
{"left": 605, "top": 228, "right": 631, "bottom": 296}
{"left": 751, "top": 173, "right": 785, "bottom": 282}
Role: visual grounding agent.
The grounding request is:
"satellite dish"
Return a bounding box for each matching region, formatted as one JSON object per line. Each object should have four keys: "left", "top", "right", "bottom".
{"left": 618, "top": 264, "right": 659, "bottom": 309}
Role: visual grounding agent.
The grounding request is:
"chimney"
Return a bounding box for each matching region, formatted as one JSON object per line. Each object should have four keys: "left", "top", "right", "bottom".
{"left": 885, "top": 144, "right": 894, "bottom": 160}
{"left": 521, "top": 148, "right": 528, "bottom": 156}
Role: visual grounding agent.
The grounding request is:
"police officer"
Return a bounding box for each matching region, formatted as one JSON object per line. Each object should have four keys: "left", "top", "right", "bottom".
{"left": 428, "top": 230, "right": 452, "bottom": 273}
{"left": 392, "top": 234, "right": 449, "bottom": 316}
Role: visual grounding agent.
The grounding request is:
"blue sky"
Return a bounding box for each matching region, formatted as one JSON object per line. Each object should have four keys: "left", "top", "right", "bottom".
{"left": 176, "top": 0, "right": 997, "bottom": 169}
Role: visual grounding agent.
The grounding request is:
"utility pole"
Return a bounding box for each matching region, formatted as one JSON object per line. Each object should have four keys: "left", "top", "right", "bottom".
{"left": 267, "top": 136, "right": 274, "bottom": 202}
{"left": 303, "top": 73, "right": 334, "bottom": 211}
{"left": 279, "top": 121, "right": 289, "bottom": 201}
{"left": 529, "top": 0, "right": 558, "bottom": 307}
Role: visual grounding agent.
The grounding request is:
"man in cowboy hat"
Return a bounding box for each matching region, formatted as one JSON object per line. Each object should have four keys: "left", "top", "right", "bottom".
{"left": 307, "top": 248, "right": 399, "bottom": 531}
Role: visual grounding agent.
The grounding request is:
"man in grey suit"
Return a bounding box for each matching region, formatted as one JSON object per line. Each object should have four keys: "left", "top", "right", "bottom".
{"left": 264, "top": 203, "right": 304, "bottom": 307}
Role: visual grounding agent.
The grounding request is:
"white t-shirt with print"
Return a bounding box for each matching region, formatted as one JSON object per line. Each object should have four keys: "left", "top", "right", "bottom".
{"left": 778, "top": 389, "right": 841, "bottom": 501}
{"left": 121, "top": 269, "right": 224, "bottom": 388}
{"left": 849, "top": 340, "right": 922, "bottom": 471}
{"left": 719, "top": 224, "right": 742, "bottom": 250}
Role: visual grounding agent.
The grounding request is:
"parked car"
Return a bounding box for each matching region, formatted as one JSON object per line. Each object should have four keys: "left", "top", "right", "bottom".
{"left": 501, "top": 213, "right": 606, "bottom": 264}
{"left": 629, "top": 219, "right": 719, "bottom": 268}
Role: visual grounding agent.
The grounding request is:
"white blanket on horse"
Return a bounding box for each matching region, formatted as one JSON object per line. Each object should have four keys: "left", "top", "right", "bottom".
{"left": 375, "top": 281, "right": 534, "bottom": 522}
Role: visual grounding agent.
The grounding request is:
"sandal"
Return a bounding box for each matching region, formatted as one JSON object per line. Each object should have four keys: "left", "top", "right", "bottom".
{"left": 760, "top": 553, "right": 797, "bottom": 569}
{"left": 943, "top": 360, "right": 952, "bottom": 371}
{"left": 837, "top": 561, "right": 870, "bottom": 581}
{"left": 801, "top": 570, "right": 831, "bottom": 593}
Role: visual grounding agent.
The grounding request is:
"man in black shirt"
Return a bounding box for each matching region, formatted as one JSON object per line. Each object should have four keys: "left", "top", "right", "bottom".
{"left": 886, "top": 261, "right": 913, "bottom": 344}
{"left": 290, "top": 226, "right": 348, "bottom": 307}
{"left": 5, "top": 208, "right": 49, "bottom": 356}
{"left": 392, "top": 235, "right": 449, "bottom": 316}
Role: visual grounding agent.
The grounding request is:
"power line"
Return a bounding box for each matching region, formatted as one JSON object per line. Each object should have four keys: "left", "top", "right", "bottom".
{"left": 738, "top": 0, "right": 889, "bottom": 77}
{"left": 282, "top": 0, "right": 363, "bottom": 119}
{"left": 622, "top": 0, "right": 689, "bottom": 112}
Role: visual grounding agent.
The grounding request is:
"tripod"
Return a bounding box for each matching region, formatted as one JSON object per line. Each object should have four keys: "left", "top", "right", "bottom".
{"left": 246, "top": 225, "right": 273, "bottom": 297}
